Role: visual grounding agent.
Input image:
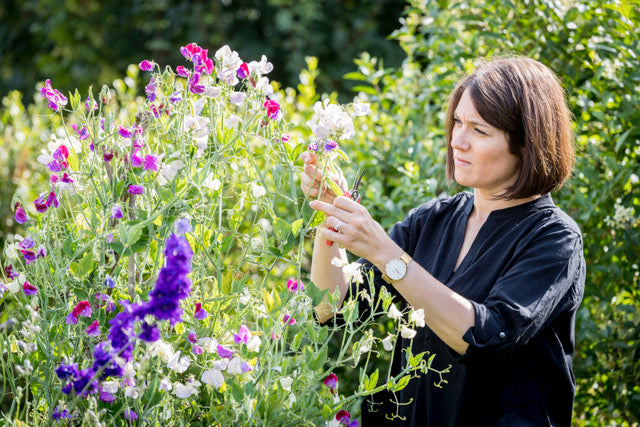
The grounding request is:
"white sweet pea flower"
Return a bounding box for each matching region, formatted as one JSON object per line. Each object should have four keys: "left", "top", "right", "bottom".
{"left": 252, "top": 183, "right": 266, "bottom": 198}
{"left": 255, "top": 76, "right": 274, "bottom": 96}
{"left": 246, "top": 335, "right": 262, "bottom": 352}
{"left": 203, "top": 174, "right": 221, "bottom": 191}
{"left": 101, "top": 380, "right": 119, "bottom": 394}
{"left": 248, "top": 55, "right": 273, "bottom": 76}
{"left": 400, "top": 325, "right": 417, "bottom": 339}
{"left": 229, "top": 91, "right": 247, "bottom": 106}
{"left": 173, "top": 381, "right": 199, "bottom": 399}
{"left": 201, "top": 368, "right": 225, "bottom": 388}
{"left": 387, "top": 304, "right": 403, "bottom": 320}
{"left": 5, "top": 243, "right": 18, "bottom": 260}
{"left": 151, "top": 340, "right": 174, "bottom": 362}
{"left": 409, "top": 309, "right": 426, "bottom": 327}
{"left": 196, "top": 337, "right": 219, "bottom": 353}
{"left": 238, "top": 288, "right": 251, "bottom": 305}
{"left": 212, "top": 358, "right": 229, "bottom": 371}
{"left": 353, "top": 100, "right": 371, "bottom": 116}
{"left": 227, "top": 357, "right": 243, "bottom": 375}
{"left": 307, "top": 100, "right": 355, "bottom": 140}
{"left": 343, "top": 262, "right": 364, "bottom": 284}
{"left": 167, "top": 350, "right": 190, "bottom": 373}
{"left": 382, "top": 335, "right": 395, "bottom": 351}
{"left": 280, "top": 376, "right": 293, "bottom": 391}
{"left": 215, "top": 45, "right": 243, "bottom": 86}
{"left": 331, "top": 257, "right": 346, "bottom": 267}
{"left": 159, "top": 377, "right": 173, "bottom": 391}
{"left": 124, "top": 385, "right": 139, "bottom": 398}
{"left": 224, "top": 114, "right": 241, "bottom": 129}
{"left": 159, "top": 160, "right": 185, "bottom": 183}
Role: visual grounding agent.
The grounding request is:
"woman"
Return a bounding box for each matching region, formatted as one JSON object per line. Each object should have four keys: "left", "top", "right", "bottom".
{"left": 300, "top": 57, "right": 586, "bottom": 426}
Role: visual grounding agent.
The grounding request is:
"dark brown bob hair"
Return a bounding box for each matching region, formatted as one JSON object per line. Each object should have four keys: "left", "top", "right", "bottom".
{"left": 445, "top": 56, "right": 574, "bottom": 199}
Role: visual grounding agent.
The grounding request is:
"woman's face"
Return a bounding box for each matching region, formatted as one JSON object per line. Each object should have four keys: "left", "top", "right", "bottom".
{"left": 450, "top": 89, "right": 520, "bottom": 196}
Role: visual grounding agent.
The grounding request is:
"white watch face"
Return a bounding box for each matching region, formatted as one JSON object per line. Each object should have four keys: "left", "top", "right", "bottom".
{"left": 386, "top": 258, "right": 407, "bottom": 281}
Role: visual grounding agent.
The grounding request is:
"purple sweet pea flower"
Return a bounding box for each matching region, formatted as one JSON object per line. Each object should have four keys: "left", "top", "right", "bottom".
{"left": 105, "top": 276, "right": 115, "bottom": 288}
{"left": 20, "top": 249, "right": 37, "bottom": 264}
{"left": 237, "top": 62, "right": 249, "bottom": 79}
{"left": 194, "top": 303, "right": 208, "bottom": 320}
{"left": 14, "top": 204, "right": 28, "bottom": 224}
{"left": 169, "top": 91, "right": 182, "bottom": 103}
{"left": 85, "top": 97, "right": 98, "bottom": 112}
{"left": 188, "top": 330, "right": 198, "bottom": 344}
{"left": 37, "top": 246, "right": 46, "bottom": 259}
{"left": 46, "top": 190, "right": 59, "bottom": 209}
{"left": 52, "top": 406, "right": 72, "bottom": 420}
{"left": 111, "top": 205, "right": 123, "bottom": 219}
{"left": 217, "top": 344, "right": 234, "bottom": 359}
{"left": 324, "top": 139, "right": 338, "bottom": 151}
{"left": 145, "top": 77, "right": 156, "bottom": 102}
{"left": 19, "top": 236, "right": 36, "bottom": 250}
{"left": 143, "top": 154, "right": 159, "bottom": 171}
{"left": 118, "top": 126, "right": 133, "bottom": 139}
{"left": 138, "top": 322, "right": 160, "bottom": 342}
{"left": 128, "top": 185, "right": 144, "bottom": 195}
{"left": 34, "top": 195, "right": 48, "bottom": 213}
{"left": 23, "top": 281, "right": 38, "bottom": 296}
{"left": 124, "top": 409, "right": 138, "bottom": 421}
{"left": 241, "top": 361, "right": 253, "bottom": 372}
{"left": 307, "top": 141, "right": 319, "bottom": 152}
{"left": 191, "top": 344, "right": 203, "bottom": 355}
{"left": 85, "top": 320, "right": 100, "bottom": 337}
{"left": 139, "top": 60, "right": 153, "bottom": 71}
{"left": 40, "top": 79, "right": 68, "bottom": 111}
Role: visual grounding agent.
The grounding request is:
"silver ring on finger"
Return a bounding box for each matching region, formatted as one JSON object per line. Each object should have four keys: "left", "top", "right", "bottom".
{"left": 334, "top": 220, "right": 343, "bottom": 233}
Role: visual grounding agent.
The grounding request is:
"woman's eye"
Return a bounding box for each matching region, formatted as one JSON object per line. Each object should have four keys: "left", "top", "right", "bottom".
{"left": 474, "top": 128, "right": 487, "bottom": 135}
{"left": 453, "top": 118, "right": 462, "bottom": 125}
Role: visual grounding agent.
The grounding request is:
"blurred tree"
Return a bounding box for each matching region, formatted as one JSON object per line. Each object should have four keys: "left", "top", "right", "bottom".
{"left": 0, "top": 0, "right": 406, "bottom": 101}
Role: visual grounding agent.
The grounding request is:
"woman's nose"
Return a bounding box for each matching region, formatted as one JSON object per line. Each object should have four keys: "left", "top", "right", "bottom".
{"left": 450, "top": 129, "right": 469, "bottom": 151}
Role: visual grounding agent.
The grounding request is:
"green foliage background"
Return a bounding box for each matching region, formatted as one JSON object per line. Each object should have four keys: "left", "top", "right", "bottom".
{"left": 1, "top": 0, "right": 640, "bottom": 425}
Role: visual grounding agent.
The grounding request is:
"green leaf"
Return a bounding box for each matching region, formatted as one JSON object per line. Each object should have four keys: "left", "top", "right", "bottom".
{"left": 311, "top": 345, "right": 328, "bottom": 371}
{"left": 273, "top": 217, "right": 290, "bottom": 241}
{"left": 230, "top": 382, "right": 244, "bottom": 403}
{"left": 321, "top": 404, "right": 333, "bottom": 421}
{"left": 367, "top": 369, "right": 379, "bottom": 391}
{"left": 291, "top": 218, "right": 304, "bottom": 236}
{"left": 69, "top": 251, "right": 95, "bottom": 279}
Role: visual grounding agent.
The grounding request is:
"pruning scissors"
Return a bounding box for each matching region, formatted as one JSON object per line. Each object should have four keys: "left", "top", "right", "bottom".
{"left": 326, "top": 169, "right": 364, "bottom": 246}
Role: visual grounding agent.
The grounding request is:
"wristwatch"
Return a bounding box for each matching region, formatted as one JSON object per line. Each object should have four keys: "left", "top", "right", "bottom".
{"left": 382, "top": 252, "right": 413, "bottom": 284}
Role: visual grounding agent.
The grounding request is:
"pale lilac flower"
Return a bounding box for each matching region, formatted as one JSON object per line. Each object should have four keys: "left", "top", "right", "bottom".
{"left": 233, "top": 325, "right": 251, "bottom": 345}
{"left": 224, "top": 114, "right": 241, "bottom": 129}
{"left": 353, "top": 100, "right": 371, "bottom": 116}
{"left": 201, "top": 368, "right": 224, "bottom": 388}
{"left": 307, "top": 100, "right": 355, "bottom": 140}
{"left": 229, "top": 91, "right": 246, "bottom": 106}
{"left": 111, "top": 205, "right": 123, "bottom": 219}
{"left": 173, "top": 381, "right": 200, "bottom": 398}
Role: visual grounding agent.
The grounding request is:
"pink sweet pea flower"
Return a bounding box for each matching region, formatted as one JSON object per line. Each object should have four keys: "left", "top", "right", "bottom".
{"left": 335, "top": 410, "right": 358, "bottom": 427}
{"left": 14, "top": 204, "right": 28, "bottom": 224}
{"left": 40, "top": 79, "right": 68, "bottom": 111}
{"left": 264, "top": 99, "right": 281, "bottom": 120}
{"left": 176, "top": 66, "right": 190, "bottom": 78}
{"left": 188, "top": 330, "right": 198, "bottom": 344}
{"left": 128, "top": 185, "right": 144, "bottom": 195}
{"left": 233, "top": 325, "right": 251, "bottom": 345}
{"left": 131, "top": 149, "right": 143, "bottom": 168}
{"left": 139, "top": 60, "right": 154, "bottom": 71}
{"left": 53, "top": 145, "right": 70, "bottom": 162}
{"left": 66, "top": 300, "right": 92, "bottom": 325}
{"left": 286, "top": 278, "right": 304, "bottom": 294}
{"left": 85, "top": 320, "right": 100, "bottom": 336}
{"left": 23, "top": 281, "right": 38, "bottom": 296}
{"left": 283, "top": 314, "right": 296, "bottom": 326}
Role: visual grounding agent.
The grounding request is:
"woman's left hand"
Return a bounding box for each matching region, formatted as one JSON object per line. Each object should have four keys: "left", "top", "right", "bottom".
{"left": 309, "top": 196, "right": 395, "bottom": 265}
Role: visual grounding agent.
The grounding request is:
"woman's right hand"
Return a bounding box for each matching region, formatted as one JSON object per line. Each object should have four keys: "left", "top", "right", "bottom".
{"left": 299, "top": 151, "right": 346, "bottom": 204}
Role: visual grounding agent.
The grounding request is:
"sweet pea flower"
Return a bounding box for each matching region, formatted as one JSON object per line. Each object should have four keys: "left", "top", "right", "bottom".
{"left": 145, "top": 77, "right": 156, "bottom": 102}
{"left": 286, "top": 278, "right": 304, "bottom": 294}
{"left": 143, "top": 154, "right": 159, "bottom": 171}
{"left": 14, "top": 204, "right": 28, "bottom": 224}
{"left": 173, "top": 381, "right": 200, "bottom": 399}
{"left": 234, "top": 324, "right": 251, "bottom": 345}
{"left": 387, "top": 304, "right": 403, "bottom": 320}
{"left": 400, "top": 325, "right": 417, "bottom": 339}
{"left": 251, "top": 183, "right": 266, "bottom": 198}
{"left": 324, "top": 139, "right": 338, "bottom": 152}
{"left": 217, "top": 344, "right": 234, "bottom": 359}
{"left": 229, "top": 91, "right": 246, "bottom": 106}
{"left": 66, "top": 300, "right": 92, "bottom": 325}
{"left": 176, "top": 66, "right": 190, "bottom": 78}
{"left": 85, "top": 320, "right": 100, "bottom": 337}
{"left": 139, "top": 60, "right": 153, "bottom": 71}
{"left": 130, "top": 149, "right": 143, "bottom": 168}
{"left": 124, "top": 409, "right": 137, "bottom": 421}
{"left": 128, "top": 185, "right": 144, "bottom": 195}
{"left": 353, "top": 100, "right": 371, "bottom": 116}
{"left": 105, "top": 277, "right": 115, "bottom": 288}
{"left": 139, "top": 322, "right": 160, "bottom": 342}
{"left": 118, "top": 126, "right": 133, "bottom": 139}
{"left": 85, "top": 97, "right": 98, "bottom": 112}
{"left": 336, "top": 410, "right": 359, "bottom": 427}
{"left": 40, "top": 79, "right": 68, "bottom": 111}
{"left": 46, "top": 190, "right": 59, "bottom": 209}
{"left": 201, "top": 368, "right": 224, "bottom": 388}
{"left": 111, "top": 205, "right": 123, "bottom": 219}
{"left": 307, "top": 141, "right": 319, "bottom": 152}
{"left": 33, "top": 195, "right": 48, "bottom": 213}
{"left": 409, "top": 309, "right": 426, "bottom": 327}
{"left": 324, "top": 373, "right": 338, "bottom": 391}
{"left": 224, "top": 114, "right": 241, "bottom": 129}
{"left": 283, "top": 314, "right": 296, "bottom": 326}
{"left": 264, "top": 99, "right": 281, "bottom": 120}
{"left": 18, "top": 236, "right": 35, "bottom": 250}
{"left": 23, "top": 281, "right": 38, "bottom": 296}
{"left": 169, "top": 91, "right": 182, "bottom": 103}
{"left": 237, "top": 62, "right": 249, "bottom": 79}
{"left": 52, "top": 407, "right": 71, "bottom": 420}
{"left": 20, "top": 248, "right": 37, "bottom": 264}
{"left": 167, "top": 350, "right": 190, "bottom": 373}
{"left": 194, "top": 303, "right": 208, "bottom": 320}
{"left": 382, "top": 335, "right": 394, "bottom": 351}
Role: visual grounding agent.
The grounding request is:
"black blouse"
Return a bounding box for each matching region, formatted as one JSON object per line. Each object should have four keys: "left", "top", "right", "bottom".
{"left": 347, "top": 192, "right": 586, "bottom": 426}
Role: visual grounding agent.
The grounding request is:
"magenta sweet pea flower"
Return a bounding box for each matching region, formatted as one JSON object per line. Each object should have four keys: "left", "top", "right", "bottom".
{"left": 307, "top": 141, "right": 319, "bottom": 152}
{"left": 237, "top": 62, "right": 249, "bottom": 79}
{"left": 66, "top": 300, "right": 92, "bottom": 325}
{"left": 217, "top": 344, "right": 234, "bottom": 359}
{"left": 60, "top": 172, "right": 74, "bottom": 184}
{"left": 286, "top": 278, "right": 304, "bottom": 294}
{"left": 33, "top": 196, "right": 48, "bottom": 213}
{"left": 324, "top": 373, "right": 338, "bottom": 390}
{"left": 176, "top": 66, "right": 190, "bottom": 78}
{"left": 14, "top": 204, "right": 28, "bottom": 224}
{"left": 139, "top": 60, "right": 153, "bottom": 71}
{"left": 46, "top": 190, "right": 59, "bottom": 209}
{"left": 194, "top": 302, "right": 208, "bottom": 320}
{"left": 234, "top": 324, "right": 251, "bottom": 345}
{"left": 111, "top": 205, "right": 123, "bottom": 219}
{"left": 103, "top": 151, "right": 114, "bottom": 162}
{"left": 128, "top": 185, "right": 144, "bottom": 195}
{"left": 23, "top": 281, "right": 38, "bottom": 296}
{"left": 118, "top": 126, "right": 133, "bottom": 139}
{"left": 180, "top": 42, "right": 201, "bottom": 61}
{"left": 335, "top": 410, "right": 358, "bottom": 427}
{"left": 264, "top": 99, "right": 280, "bottom": 120}
{"left": 143, "top": 154, "right": 159, "bottom": 171}
{"left": 85, "top": 97, "right": 98, "bottom": 112}
{"left": 40, "top": 79, "right": 68, "bottom": 111}
{"left": 85, "top": 320, "right": 100, "bottom": 337}
{"left": 283, "top": 314, "right": 296, "bottom": 326}
{"left": 131, "top": 149, "right": 143, "bottom": 168}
